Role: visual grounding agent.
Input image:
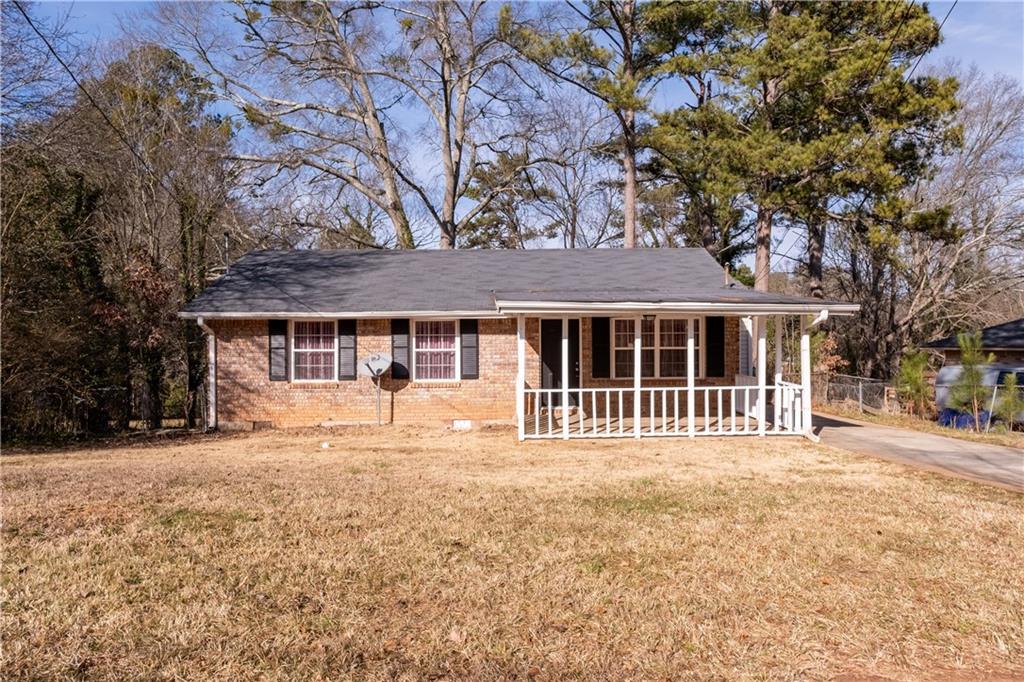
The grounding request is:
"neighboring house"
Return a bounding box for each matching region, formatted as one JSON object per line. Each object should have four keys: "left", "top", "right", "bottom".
{"left": 180, "top": 249, "right": 858, "bottom": 440}
{"left": 924, "top": 318, "right": 1024, "bottom": 365}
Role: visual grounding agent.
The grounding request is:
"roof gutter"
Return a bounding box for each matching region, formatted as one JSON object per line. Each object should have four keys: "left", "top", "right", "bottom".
{"left": 180, "top": 301, "right": 860, "bottom": 319}
{"left": 493, "top": 300, "right": 860, "bottom": 316}
{"left": 178, "top": 310, "right": 507, "bottom": 320}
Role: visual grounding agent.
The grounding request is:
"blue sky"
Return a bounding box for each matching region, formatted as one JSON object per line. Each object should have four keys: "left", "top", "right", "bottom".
{"left": 40, "top": 0, "right": 1024, "bottom": 83}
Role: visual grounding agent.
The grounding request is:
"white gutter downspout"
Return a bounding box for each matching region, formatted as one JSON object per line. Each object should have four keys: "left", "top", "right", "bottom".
{"left": 197, "top": 317, "right": 216, "bottom": 431}
{"left": 801, "top": 309, "right": 829, "bottom": 443}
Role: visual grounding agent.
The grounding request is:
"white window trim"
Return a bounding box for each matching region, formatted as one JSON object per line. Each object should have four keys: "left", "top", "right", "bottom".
{"left": 289, "top": 319, "right": 338, "bottom": 383}
{"left": 610, "top": 315, "right": 706, "bottom": 380}
{"left": 411, "top": 318, "right": 461, "bottom": 382}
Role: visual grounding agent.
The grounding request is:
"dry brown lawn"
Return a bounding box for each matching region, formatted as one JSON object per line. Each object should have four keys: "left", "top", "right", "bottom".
{"left": 2, "top": 427, "right": 1022, "bottom": 681}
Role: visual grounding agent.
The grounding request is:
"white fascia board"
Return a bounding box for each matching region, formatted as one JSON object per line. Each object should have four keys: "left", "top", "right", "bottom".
{"left": 180, "top": 301, "right": 861, "bottom": 319}
{"left": 493, "top": 300, "right": 860, "bottom": 316}
{"left": 178, "top": 310, "right": 506, "bottom": 320}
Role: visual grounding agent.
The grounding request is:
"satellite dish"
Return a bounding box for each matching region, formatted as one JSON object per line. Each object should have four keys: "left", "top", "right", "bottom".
{"left": 358, "top": 353, "right": 393, "bottom": 426}
{"left": 358, "top": 353, "right": 392, "bottom": 378}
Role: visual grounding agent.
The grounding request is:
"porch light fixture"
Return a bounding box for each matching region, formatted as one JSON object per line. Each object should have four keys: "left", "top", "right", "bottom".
{"left": 642, "top": 314, "right": 656, "bottom": 322}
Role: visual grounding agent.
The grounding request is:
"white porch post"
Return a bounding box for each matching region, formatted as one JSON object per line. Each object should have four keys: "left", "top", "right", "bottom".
{"left": 741, "top": 316, "right": 754, "bottom": 376}
{"left": 800, "top": 314, "right": 813, "bottom": 435}
{"left": 561, "top": 316, "right": 570, "bottom": 440}
{"left": 516, "top": 315, "right": 526, "bottom": 441}
{"left": 751, "top": 317, "right": 759, "bottom": 376}
{"left": 686, "top": 317, "right": 695, "bottom": 437}
{"left": 757, "top": 316, "right": 767, "bottom": 436}
{"left": 633, "top": 315, "right": 642, "bottom": 438}
{"left": 773, "top": 315, "right": 783, "bottom": 429}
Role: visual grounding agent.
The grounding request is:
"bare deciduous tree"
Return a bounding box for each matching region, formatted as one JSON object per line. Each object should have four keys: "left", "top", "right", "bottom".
{"left": 158, "top": 0, "right": 547, "bottom": 249}
{"left": 829, "top": 66, "right": 1024, "bottom": 377}
{"left": 533, "top": 96, "right": 621, "bottom": 249}
{"left": 2, "top": 1, "right": 78, "bottom": 128}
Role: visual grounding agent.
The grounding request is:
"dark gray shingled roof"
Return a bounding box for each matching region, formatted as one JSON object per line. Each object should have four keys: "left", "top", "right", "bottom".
{"left": 181, "top": 248, "right": 850, "bottom": 316}
{"left": 924, "top": 318, "right": 1024, "bottom": 350}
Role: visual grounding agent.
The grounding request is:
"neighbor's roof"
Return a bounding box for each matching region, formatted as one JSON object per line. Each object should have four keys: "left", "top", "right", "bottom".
{"left": 924, "top": 317, "right": 1024, "bottom": 350}
{"left": 181, "top": 249, "right": 859, "bottom": 318}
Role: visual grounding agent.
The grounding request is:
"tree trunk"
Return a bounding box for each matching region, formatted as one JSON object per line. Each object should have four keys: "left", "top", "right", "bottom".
{"left": 387, "top": 201, "right": 416, "bottom": 249}
{"left": 699, "top": 206, "right": 718, "bottom": 259}
{"left": 622, "top": 116, "right": 637, "bottom": 249}
{"left": 753, "top": 1, "right": 781, "bottom": 292}
{"left": 143, "top": 349, "right": 164, "bottom": 430}
{"left": 183, "top": 323, "right": 205, "bottom": 429}
{"left": 177, "top": 194, "right": 211, "bottom": 428}
{"left": 620, "top": 0, "right": 637, "bottom": 249}
{"left": 439, "top": 219, "right": 456, "bottom": 249}
{"left": 807, "top": 217, "right": 826, "bottom": 298}
{"left": 754, "top": 201, "right": 773, "bottom": 291}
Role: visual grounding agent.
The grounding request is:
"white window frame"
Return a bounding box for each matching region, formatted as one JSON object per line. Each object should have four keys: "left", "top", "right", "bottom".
{"left": 610, "top": 316, "right": 706, "bottom": 380}
{"left": 289, "top": 319, "right": 338, "bottom": 383}
{"left": 411, "top": 319, "right": 461, "bottom": 382}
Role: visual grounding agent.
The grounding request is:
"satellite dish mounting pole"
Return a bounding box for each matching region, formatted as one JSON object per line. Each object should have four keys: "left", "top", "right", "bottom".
{"left": 358, "top": 352, "right": 392, "bottom": 427}
{"left": 375, "top": 375, "right": 382, "bottom": 426}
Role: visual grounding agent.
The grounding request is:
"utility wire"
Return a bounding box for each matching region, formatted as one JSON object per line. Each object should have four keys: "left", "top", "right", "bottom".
{"left": 11, "top": 0, "right": 323, "bottom": 315}
{"left": 10, "top": 0, "right": 182, "bottom": 204}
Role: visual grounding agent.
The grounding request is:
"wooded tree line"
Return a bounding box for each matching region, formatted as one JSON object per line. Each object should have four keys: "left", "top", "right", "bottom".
{"left": 2, "top": 1, "right": 1022, "bottom": 440}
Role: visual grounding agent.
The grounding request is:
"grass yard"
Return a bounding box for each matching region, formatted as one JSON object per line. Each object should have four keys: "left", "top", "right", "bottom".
{"left": 2, "top": 427, "right": 1022, "bottom": 680}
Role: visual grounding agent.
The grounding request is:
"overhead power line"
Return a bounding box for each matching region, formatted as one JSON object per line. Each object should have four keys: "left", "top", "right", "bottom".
{"left": 10, "top": 0, "right": 179, "bottom": 201}
{"left": 10, "top": 1, "right": 324, "bottom": 314}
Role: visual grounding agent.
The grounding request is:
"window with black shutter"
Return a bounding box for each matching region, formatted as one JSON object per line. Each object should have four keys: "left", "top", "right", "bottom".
{"left": 268, "top": 319, "right": 288, "bottom": 381}
{"left": 338, "top": 320, "right": 357, "bottom": 380}
{"left": 460, "top": 319, "right": 479, "bottom": 379}
{"left": 391, "top": 319, "right": 410, "bottom": 379}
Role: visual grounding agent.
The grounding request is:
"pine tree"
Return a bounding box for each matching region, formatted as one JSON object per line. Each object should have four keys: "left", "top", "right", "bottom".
{"left": 996, "top": 373, "right": 1024, "bottom": 432}
{"left": 949, "top": 332, "right": 995, "bottom": 431}
{"left": 645, "top": 1, "right": 957, "bottom": 290}
{"left": 895, "top": 349, "right": 931, "bottom": 417}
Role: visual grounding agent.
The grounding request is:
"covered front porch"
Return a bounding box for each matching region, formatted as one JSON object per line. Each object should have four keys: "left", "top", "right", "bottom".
{"left": 502, "top": 302, "right": 853, "bottom": 441}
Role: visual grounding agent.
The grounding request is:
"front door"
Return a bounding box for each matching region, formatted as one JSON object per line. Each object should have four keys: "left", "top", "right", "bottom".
{"left": 540, "top": 319, "right": 580, "bottom": 407}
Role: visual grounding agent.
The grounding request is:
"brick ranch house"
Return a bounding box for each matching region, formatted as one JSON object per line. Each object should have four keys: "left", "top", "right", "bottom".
{"left": 181, "top": 249, "right": 858, "bottom": 440}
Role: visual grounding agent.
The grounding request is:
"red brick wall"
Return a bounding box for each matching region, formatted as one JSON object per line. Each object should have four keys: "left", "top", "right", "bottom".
{"left": 209, "top": 316, "right": 741, "bottom": 428}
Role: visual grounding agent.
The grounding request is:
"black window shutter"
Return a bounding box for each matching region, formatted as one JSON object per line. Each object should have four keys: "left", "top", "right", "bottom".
{"left": 268, "top": 319, "right": 288, "bottom": 381}
{"left": 591, "top": 317, "right": 611, "bottom": 378}
{"left": 391, "top": 319, "right": 410, "bottom": 379}
{"left": 705, "top": 316, "right": 726, "bottom": 378}
{"left": 460, "top": 319, "right": 479, "bottom": 379}
{"left": 338, "top": 320, "right": 357, "bottom": 380}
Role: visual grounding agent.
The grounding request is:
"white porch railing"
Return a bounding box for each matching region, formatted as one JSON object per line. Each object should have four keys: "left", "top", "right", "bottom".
{"left": 522, "top": 384, "right": 806, "bottom": 439}
{"left": 774, "top": 380, "right": 805, "bottom": 434}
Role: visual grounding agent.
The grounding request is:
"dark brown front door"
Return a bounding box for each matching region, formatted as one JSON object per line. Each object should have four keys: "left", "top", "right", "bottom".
{"left": 540, "top": 319, "right": 580, "bottom": 407}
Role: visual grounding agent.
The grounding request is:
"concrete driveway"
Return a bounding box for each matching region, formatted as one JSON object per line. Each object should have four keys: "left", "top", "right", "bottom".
{"left": 813, "top": 413, "right": 1024, "bottom": 491}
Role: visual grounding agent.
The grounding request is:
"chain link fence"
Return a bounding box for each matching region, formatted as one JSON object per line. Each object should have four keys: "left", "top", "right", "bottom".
{"left": 809, "top": 372, "right": 1022, "bottom": 429}
{"left": 825, "top": 374, "right": 890, "bottom": 413}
